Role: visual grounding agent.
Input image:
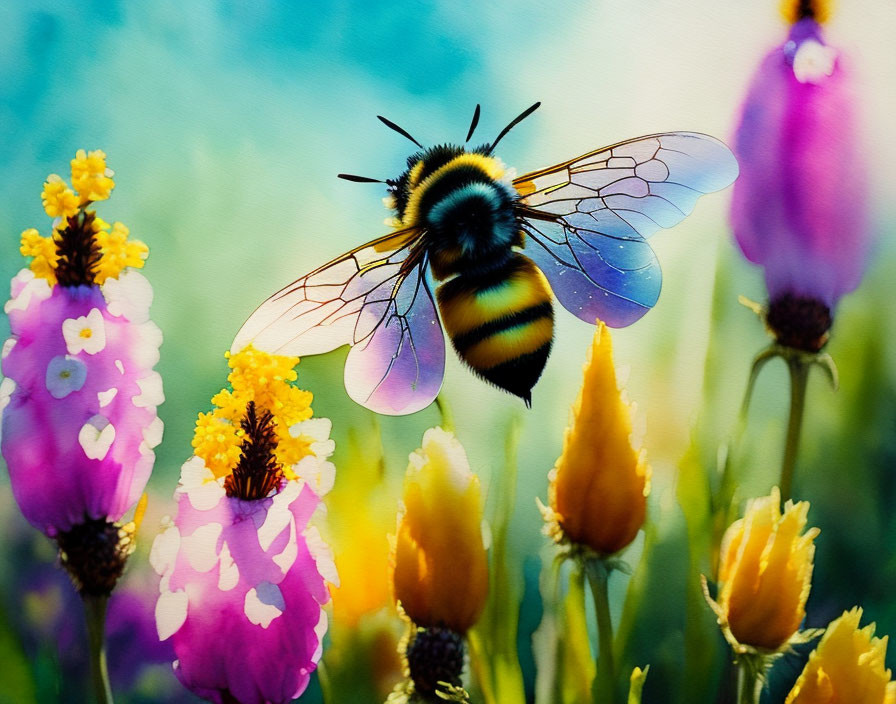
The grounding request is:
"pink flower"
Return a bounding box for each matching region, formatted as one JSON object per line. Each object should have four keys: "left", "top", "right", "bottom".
{"left": 152, "top": 348, "right": 337, "bottom": 704}
{"left": 729, "top": 16, "right": 869, "bottom": 349}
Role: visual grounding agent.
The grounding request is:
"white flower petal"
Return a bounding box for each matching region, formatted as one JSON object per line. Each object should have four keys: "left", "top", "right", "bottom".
{"left": 1, "top": 377, "right": 17, "bottom": 412}
{"left": 178, "top": 457, "right": 225, "bottom": 511}
{"left": 303, "top": 524, "right": 339, "bottom": 587}
{"left": 293, "top": 455, "right": 335, "bottom": 497}
{"left": 258, "top": 490, "right": 295, "bottom": 552}
{"left": 149, "top": 519, "right": 180, "bottom": 577}
{"left": 102, "top": 270, "right": 154, "bottom": 323}
{"left": 793, "top": 39, "right": 837, "bottom": 84}
{"left": 1, "top": 338, "right": 16, "bottom": 359}
{"left": 143, "top": 416, "right": 164, "bottom": 449}
{"left": 97, "top": 388, "right": 118, "bottom": 407}
{"left": 271, "top": 520, "right": 298, "bottom": 574}
{"left": 4, "top": 273, "right": 51, "bottom": 314}
{"left": 133, "top": 372, "right": 164, "bottom": 408}
{"left": 78, "top": 415, "right": 116, "bottom": 461}
{"left": 290, "top": 417, "right": 332, "bottom": 444}
{"left": 156, "top": 589, "right": 188, "bottom": 641}
{"left": 245, "top": 582, "right": 285, "bottom": 628}
{"left": 182, "top": 523, "right": 222, "bottom": 573}
{"left": 0, "top": 377, "right": 16, "bottom": 443}
{"left": 62, "top": 308, "right": 107, "bottom": 355}
{"left": 217, "top": 541, "right": 240, "bottom": 591}
{"left": 312, "top": 609, "right": 329, "bottom": 662}
{"left": 133, "top": 321, "right": 163, "bottom": 368}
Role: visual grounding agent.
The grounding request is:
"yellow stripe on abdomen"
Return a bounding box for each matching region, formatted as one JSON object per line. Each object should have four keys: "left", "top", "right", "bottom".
{"left": 460, "top": 316, "right": 553, "bottom": 370}
{"left": 436, "top": 254, "right": 555, "bottom": 402}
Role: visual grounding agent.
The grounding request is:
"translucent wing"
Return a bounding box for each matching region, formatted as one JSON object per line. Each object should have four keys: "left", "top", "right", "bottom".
{"left": 515, "top": 132, "right": 737, "bottom": 326}
{"left": 343, "top": 258, "right": 445, "bottom": 415}
{"left": 522, "top": 216, "right": 660, "bottom": 328}
{"left": 232, "top": 228, "right": 445, "bottom": 415}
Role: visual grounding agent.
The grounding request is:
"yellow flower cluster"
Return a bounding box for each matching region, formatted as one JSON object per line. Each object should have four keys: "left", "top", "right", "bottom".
{"left": 41, "top": 175, "right": 80, "bottom": 219}
{"left": 192, "top": 346, "right": 314, "bottom": 480}
{"left": 92, "top": 219, "right": 148, "bottom": 285}
{"left": 22, "top": 150, "right": 147, "bottom": 287}
{"left": 786, "top": 608, "right": 896, "bottom": 704}
{"left": 20, "top": 228, "right": 60, "bottom": 284}
{"left": 71, "top": 149, "right": 115, "bottom": 203}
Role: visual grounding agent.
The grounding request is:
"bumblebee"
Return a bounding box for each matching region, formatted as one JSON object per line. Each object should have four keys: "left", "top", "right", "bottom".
{"left": 233, "top": 104, "right": 738, "bottom": 414}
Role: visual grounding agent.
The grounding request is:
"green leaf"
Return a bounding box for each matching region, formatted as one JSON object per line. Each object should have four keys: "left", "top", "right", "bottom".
{"left": 468, "top": 415, "right": 526, "bottom": 704}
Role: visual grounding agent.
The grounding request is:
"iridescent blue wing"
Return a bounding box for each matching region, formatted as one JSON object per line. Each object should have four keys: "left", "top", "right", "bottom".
{"left": 515, "top": 132, "right": 738, "bottom": 326}
{"left": 232, "top": 228, "right": 445, "bottom": 416}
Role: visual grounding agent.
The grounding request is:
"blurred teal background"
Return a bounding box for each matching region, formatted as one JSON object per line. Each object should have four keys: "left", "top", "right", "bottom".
{"left": 1, "top": 1, "right": 895, "bottom": 702}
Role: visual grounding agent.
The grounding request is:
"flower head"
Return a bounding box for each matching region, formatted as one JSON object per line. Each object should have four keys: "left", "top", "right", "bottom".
{"left": 1, "top": 153, "right": 162, "bottom": 556}
{"left": 715, "top": 488, "right": 819, "bottom": 651}
{"left": 153, "top": 350, "right": 337, "bottom": 704}
{"left": 545, "top": 321, "right": 650, "bottom": 556}
{"left": 392, "top": 427, "right": 488, "bottom": 634}
{"left": 730, "top": 2, "right": 869, "bottom": 350}
{"left": 71, "top": 149, "right": 115, "bottom": 203}
{"left": 785, "top": 607, "right": 896, "bottom": 704}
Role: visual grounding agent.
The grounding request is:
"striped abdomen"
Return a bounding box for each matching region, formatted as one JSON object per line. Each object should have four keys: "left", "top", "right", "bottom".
{"left": 437, "top": 254, "right": 554, "bottom": 404}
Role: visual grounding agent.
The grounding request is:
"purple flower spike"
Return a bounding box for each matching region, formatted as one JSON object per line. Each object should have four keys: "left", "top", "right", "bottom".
{"left": 1, "top": 151, "right": 162, "bottom": 595}
{"left": 2, "top": 274, "right": 163, "bottom": 534}
{"left": 1, "top": 151, "right": 164, "bottom": 704}
{"left": 153, "top": 348, "right": 337, "bottom": 704}
{"left": 153, "top": 470, "right": 334, "bottom": 704}
{"left": 730, "top": 16, "right": 870, "bottom": 349}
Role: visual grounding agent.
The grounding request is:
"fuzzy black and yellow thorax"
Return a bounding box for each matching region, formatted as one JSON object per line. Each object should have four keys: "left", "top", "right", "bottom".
{"left": 390, "top": 146, "right": 522, "bottom": 280}
{"left": 386, "top": 143, "right": 554, "bottom": 403}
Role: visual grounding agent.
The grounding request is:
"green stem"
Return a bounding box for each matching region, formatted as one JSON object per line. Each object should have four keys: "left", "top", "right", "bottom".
{"left": 736, "top": 660, "right": 760, "bottom": 704}
{"left": 435, "top": 394, "right": 455, "bottom": 432}
{"left": 712, "top": 346, "right": 779, "bottom": 576}
{"left": 779, "top": 356, "right": 810, "bottom": 504}
{"left": 586, "top": 560, "right": 617, "bottom": 704}
{"left": 83, "top": 594, "right": 113, "bottom": 704}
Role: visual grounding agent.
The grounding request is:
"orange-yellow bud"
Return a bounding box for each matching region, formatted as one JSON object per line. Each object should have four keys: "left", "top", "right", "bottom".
{"left": 548, "top": 321, "right": 650, "bottom": 555}
{"left": 786, "top": 608, "right": 896, "bottom": 704}
{"left": 718, "top": 488, "right": 819, "bottom": 650}
{"left": 392, "top": 427, "right": 488, "bottom": 633}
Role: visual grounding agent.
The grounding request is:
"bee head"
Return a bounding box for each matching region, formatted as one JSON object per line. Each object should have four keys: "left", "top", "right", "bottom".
{"left": 390, "top": 144, "right": 467, "bottom": 224}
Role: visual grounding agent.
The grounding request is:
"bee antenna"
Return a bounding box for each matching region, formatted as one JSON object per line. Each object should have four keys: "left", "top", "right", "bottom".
{"left": 465, "top": 104, "right": 481, "bottom": 143}
{"left": 377, "top": 115, "right": 424, "bottom": 148}
{"left": 487, "top": 101, "right": 541, "bottom": 153}
{"left": 338, "top": 173, "right": 386, "bottom": 184}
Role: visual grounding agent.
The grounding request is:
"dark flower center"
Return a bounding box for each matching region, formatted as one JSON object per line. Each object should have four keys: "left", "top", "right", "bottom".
{"left": 406, "top": 626, "right": 465, "bottom": 698}
{"left": 224, "top": 401, "right": 284, "bottom": 501}
{"left": 55, "top": 211, "right": 102, "bottom": 287}
{"left": 766, "top": 293, "right": 832, "bottom": 352}
{"left": 795, "top": 0, "right": 819, "bottom": 19}
{"left": 57, "top": 516, "right": 133, "bottom": 596}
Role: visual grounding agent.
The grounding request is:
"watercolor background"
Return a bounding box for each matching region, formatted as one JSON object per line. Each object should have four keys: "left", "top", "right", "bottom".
{"left": 1, "top": 1, "right": 895, "bottom": 702}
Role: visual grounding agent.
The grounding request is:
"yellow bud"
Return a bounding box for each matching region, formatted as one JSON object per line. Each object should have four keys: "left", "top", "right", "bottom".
{"left": 786, "top": 608, "right": 896, "bottom": 703}
{"left": 548, "top": 321, "right": 650, "bottom": 555}
{"left": 392, "top": 427, "right": 488, "bottom": 633}
{"left": 718, "top": 488, "right": 819, "bottom": 650}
